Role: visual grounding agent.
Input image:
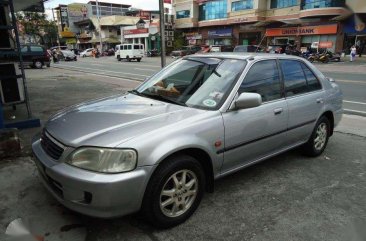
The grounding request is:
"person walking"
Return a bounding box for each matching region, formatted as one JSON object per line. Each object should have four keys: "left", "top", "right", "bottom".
{"left": 350, "top": 45, "right": 357, "bottom": 62}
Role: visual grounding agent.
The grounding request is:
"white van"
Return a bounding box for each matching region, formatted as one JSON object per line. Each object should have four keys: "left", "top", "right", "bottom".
{"left": 115, "top": 44, "right": 144, "bottom": 62}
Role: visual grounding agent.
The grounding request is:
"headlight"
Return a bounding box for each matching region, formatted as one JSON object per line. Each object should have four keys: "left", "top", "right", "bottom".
{"left": 66, "top": 147, "right": 137, "bottom": 173}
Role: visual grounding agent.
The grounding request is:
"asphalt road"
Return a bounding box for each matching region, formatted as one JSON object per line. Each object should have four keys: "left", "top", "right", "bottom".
{"left": 53, "top": 55, "right": 366, "bottom": 116}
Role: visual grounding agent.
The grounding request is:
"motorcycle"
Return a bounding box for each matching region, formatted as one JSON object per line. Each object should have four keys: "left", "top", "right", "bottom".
{"left": 308, "top": 52, "right": 329, "bottom": 63}
{"left": 326, "top": 51, "right": 341, "bottom": 62}
{"left": 147, "top": 49, "right": 160, "bottom": 57}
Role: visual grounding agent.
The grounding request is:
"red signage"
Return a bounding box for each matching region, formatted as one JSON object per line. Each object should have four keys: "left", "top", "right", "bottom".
{"left": 164, "top": 0, "right": 172, "bottom": 3}
{"left": 138, "top": 11, "right": 151, "bottom": 20}
{"left": 319, "top": 41, "right": 333, "bottom": 48}
{"left": 266, "top": 25, "right": 338, "bottom": 37}
{"left": 123, "top": 28, "right": 149, "bottom": 35}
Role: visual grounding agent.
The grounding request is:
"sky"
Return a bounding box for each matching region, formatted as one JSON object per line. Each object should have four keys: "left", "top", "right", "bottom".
{"left": 44, "top": 0, "right": 160, "bottom": 19}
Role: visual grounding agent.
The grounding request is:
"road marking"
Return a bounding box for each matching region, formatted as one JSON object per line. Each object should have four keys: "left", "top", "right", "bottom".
{"left": 344, "top": 100, "right": 366, "bottom": 105}
{"left": 344, "top": 109, "right": 366, "bottom": 114}
{"left": 134, "top": 67, "right": 157, "bottom": 72}
{"left": 56, "top": 64, "right": 150, "bottom": 77}
{"left": 336, "top": 79, "right": 366, "bottom": 84}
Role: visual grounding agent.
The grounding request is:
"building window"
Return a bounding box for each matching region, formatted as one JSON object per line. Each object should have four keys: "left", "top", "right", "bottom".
{"left": 301, "top": 0, "right": 345, "bottom": 10}
{"left": 199, "top": 0, "right": 227, "bottom": 21}
{"left": 270, "top": 0, "right": 298, "bottom": 9}
{"left": 176, "top": 10, "right": 190, "bottom": 19}
{"left": 232, "top": 0, "right": 253, "bottom": 11}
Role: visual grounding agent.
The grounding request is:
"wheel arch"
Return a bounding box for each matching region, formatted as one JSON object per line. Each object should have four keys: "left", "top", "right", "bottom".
{"left": 321, "top": 110, "right": 334, "bottom": 136}
{"left": 152, "top": 148, "right": 215, "bottom": 193}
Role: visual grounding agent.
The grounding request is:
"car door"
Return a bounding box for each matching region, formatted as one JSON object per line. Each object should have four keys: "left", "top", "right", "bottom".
{"left": 20, "top": 45, "right": 30, "bottom": 65}
{"left": 279, "top": 59, "right": 324, "bottom": 146}
{"left": 221, "top": 59, "right": 289, "bottom": 173}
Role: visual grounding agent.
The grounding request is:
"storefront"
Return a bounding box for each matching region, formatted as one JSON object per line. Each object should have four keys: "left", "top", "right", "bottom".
{"left": 237, "top": 24, "right": 264, "bottom": 46}
{"left": 343, "top": 15, "right": 366, "bottom": 55}
{"left": 206, "top": 27, "right": 233, "bottom": 46}
{"left": 121, "top": 22, "right": 159, "bottom": 51}
{"left": 266, "top": 24, "right": 339, "bottom": 52}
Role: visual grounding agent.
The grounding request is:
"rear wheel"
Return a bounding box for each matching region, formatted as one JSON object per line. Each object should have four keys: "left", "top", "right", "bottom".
{"left": 142, "top": 155, "right": 205, "bottom": 228}
{"left": 301, "top": 116, "right": 330, "bottom": 157}
{"left": 117, "top": 55, "right": 121, "bottom": 61}
{"left": 137, "top": 58, "right": 141, "bottom": 62}
{"left": 33, "top": 60, "right": 43, "bottom": 69}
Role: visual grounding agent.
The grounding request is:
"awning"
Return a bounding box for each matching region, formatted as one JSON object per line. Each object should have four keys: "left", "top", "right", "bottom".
{"left": 89, "top": 38, "right": 121, "bottom": 44}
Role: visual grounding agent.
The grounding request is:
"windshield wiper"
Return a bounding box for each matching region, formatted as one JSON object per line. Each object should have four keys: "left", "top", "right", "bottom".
{"left": 142, "top": 92, "right": 187, "bottom": 106}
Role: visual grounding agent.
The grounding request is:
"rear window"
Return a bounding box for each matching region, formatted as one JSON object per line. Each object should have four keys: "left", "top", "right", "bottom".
{"left": 134, "top": 45, "right": 141, "bottom": 49}
{"left": 30, "top": 46, "right": 44, "bottom": 52}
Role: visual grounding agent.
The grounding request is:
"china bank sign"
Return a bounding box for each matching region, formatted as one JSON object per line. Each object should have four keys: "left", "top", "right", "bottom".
{"left": 266, "top": 25, "right": 338, "bottom": 36}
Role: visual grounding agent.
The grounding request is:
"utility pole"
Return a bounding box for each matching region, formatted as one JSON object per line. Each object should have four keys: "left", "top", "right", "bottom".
{"left": 159, "top": 0, "right": 166, "bottom": 68}
{"left": 96, "top": 0, "right": 103, "bottom": 51}
{"left": 51, "top": 8, "right": 60, "bottom": 48}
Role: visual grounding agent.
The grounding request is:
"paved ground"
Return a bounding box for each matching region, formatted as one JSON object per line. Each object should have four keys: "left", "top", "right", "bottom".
{"left": 0, "top": 68, "right": 365, "bottom": 241}
{"left": 53, "top": 55, "right": 366, "bottom": 116}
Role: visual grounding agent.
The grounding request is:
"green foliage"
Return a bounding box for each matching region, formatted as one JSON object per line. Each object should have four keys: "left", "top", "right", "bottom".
{"left": 16, "top": 12, "right": 58, "bottom": 47}
{"left": 173, "top": 31, "right": 185, "bottom": 50}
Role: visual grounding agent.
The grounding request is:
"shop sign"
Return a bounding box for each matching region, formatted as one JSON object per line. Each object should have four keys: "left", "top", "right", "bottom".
{"left": 319, "top": 41, "right": 333, "bottom": 48}
{"left": 208, "top": 28, "right": 232, "bottom": 38}
{"left": 123, "top": 28, "right": 149, "bottom": 35}
{"left": 67, "top": 3, "right": 88, "bottom": 22}
{"left": 137, "top": 11, "right": 151, "bottom": 20}
{"left": 186, "top": 34, "right": 202, "bottom": 40}
{"left": 266, "top": 25, "right": 338, "bottom": 37}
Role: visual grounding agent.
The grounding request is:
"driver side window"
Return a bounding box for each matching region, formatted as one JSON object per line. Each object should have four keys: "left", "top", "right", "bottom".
{"left": 239, "top": 60, "right": 282, "bottom": 102}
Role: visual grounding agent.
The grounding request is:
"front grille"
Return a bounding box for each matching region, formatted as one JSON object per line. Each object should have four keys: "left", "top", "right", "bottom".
{"left": 40, "top": 130, "right": 64, "bottom": 160}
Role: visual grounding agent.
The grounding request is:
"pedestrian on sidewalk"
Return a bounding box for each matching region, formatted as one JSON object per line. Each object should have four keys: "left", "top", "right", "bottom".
{"left": 350, "top": 45, "right": 356, "bottom": 62}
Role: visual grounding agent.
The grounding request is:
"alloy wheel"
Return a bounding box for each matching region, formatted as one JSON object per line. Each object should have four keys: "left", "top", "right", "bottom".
{"left": 314, "top": 123, "right": 327, "bottom": 151}
{"left": 160, "top": 169, "right": 198, "bottom": 218}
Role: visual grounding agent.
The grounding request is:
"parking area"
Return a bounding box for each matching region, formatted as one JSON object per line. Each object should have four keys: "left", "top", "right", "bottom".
{"left": 0, "top": 67, "right": 365, "bottom": 241}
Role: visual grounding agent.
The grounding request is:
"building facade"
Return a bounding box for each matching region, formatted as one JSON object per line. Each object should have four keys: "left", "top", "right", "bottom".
{"left": 173, "top": 0, "right": 363, "bottom": 52}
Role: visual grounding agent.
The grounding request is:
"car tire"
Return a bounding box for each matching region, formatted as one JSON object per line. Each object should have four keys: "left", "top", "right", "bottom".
{"left": 301, "top": 116, "right": 330, "bottom": 157}
{"left": 117, "top": 55, "right": 121, "bottom": 61}
{"left": 126, "top": 56, "right": 131, "bottom": 62}
{"left": 142, "top": 154, "right": 205, "bottom": 228}
{"left": 137, "top": 58, "right": 141, "bottom": 62}
{"left": 33, "top": 60, "right": 43, "bottom": 69}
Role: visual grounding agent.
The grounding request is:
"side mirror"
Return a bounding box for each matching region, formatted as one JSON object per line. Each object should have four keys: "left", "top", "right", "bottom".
{"left": 234, "top": 92, "right": 262, "bottom": 110}
{"left": 326, "top": 77, "right": 335, "bottom": 82}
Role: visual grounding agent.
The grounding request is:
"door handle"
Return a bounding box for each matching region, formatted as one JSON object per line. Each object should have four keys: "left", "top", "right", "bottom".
{"left": 274, "top": 108, "right": 283, "bottom": 115}
{"left": 316, "top": 98, "right": 324, "bottom": 104}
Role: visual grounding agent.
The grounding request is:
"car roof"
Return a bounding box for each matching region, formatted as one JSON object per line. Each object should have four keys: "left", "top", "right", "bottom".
{"left": 190, "top": 52, "right": 305, "bottom": 61}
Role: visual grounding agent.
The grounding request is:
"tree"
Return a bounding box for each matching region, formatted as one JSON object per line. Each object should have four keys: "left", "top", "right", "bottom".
{"left": 16, "top": 12, "right": 58, "bottom": 48}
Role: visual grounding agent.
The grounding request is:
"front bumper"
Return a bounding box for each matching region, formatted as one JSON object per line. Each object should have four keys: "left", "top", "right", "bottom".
{"left": 31, "top": 135, "right": 154, "bottom": 218}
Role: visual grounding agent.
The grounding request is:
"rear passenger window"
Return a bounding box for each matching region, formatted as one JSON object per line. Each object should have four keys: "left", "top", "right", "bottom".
{"left": 280, "top": 60, "right": 307, "bottom": 96}
{"left": 21, "top": 46, "right": 28, "bottom": 52}
{"left": 30, "top": 46, "right": 43, "bottom": 52}
{"left": 127, "top": 45, "right": 132, "bottom": 50}
{"left": 239, "top": 60, "right": 282, "bottom": 102}
{"left": 134, "top": 45, "right": 140, "bottom": 49}
{"left": 301, "top": 63, "right": 322, "bottom": 91}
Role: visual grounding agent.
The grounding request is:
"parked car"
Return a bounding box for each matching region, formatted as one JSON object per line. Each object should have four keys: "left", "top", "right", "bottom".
{"left": 32, "top": 53, "right": 342, "bottom": 228}
{"left": 171, "top": 45, "right": 201, "bottom": 58}
{"left": 114, "top": 44, "right": 144, "bottom": 62}
{"left": 210, "top": 45, "right": 234, "bottom": 52}
{"left": 234, "top": 45, "right": 263, "bottom": 53}
{"left": 20, "top": 44, "right": 50, "bottom": 69}
{"left": 80, "top": 48, "right": 94, "bottom": 57}
{"left": 60, "top": 50, "right": 77, "bottom": 61}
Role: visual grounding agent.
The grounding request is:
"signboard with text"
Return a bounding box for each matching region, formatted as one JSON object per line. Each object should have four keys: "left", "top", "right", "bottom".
{"left": 266, "top": 25, "right": 338, "bottom": 37}
{"left": 123, "top": 28, "right": 149, "bottom": 35}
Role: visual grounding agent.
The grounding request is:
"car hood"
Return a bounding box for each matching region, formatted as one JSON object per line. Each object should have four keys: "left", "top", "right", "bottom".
{"left": 45, "top": 93, "right": 205, "bottom": 147}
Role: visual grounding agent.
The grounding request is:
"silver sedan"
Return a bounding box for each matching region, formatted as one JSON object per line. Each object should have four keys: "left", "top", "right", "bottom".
{"left": 32, "top": 53, "right": 343, "bottom": 228}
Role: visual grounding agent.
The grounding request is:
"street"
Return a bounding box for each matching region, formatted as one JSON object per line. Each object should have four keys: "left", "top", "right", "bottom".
{"left": 0, "top": 66, "right": 365, "bottom": 241}
{"left": 54, "top": 55, "right": 366, "bottom": 116}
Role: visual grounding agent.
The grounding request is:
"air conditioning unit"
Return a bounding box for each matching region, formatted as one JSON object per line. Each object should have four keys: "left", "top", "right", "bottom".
{"left": 0, "top": 63, "right": 25, "bottom": 104}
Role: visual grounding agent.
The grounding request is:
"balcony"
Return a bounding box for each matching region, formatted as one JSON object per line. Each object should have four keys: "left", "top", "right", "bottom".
{"left": 300, "top": 0, "right": 347, "bottom": 18}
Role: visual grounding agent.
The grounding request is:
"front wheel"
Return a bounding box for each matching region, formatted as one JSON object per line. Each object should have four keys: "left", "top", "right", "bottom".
{"left": 301, "top": 116, "right": 330, "bottom": 157}
{"left": 33, "top": 60, "right": 43, "bottom": 69}
{"left": 137, "top": 58, "right": 141, "bottom": 62}
{"left": 142, "top": 155, "right": 205, "bottom": 228}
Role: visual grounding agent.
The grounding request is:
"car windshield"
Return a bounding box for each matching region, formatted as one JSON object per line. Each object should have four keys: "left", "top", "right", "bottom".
{"left": 134, "top": 58, "right": 247, "bottom": 110}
